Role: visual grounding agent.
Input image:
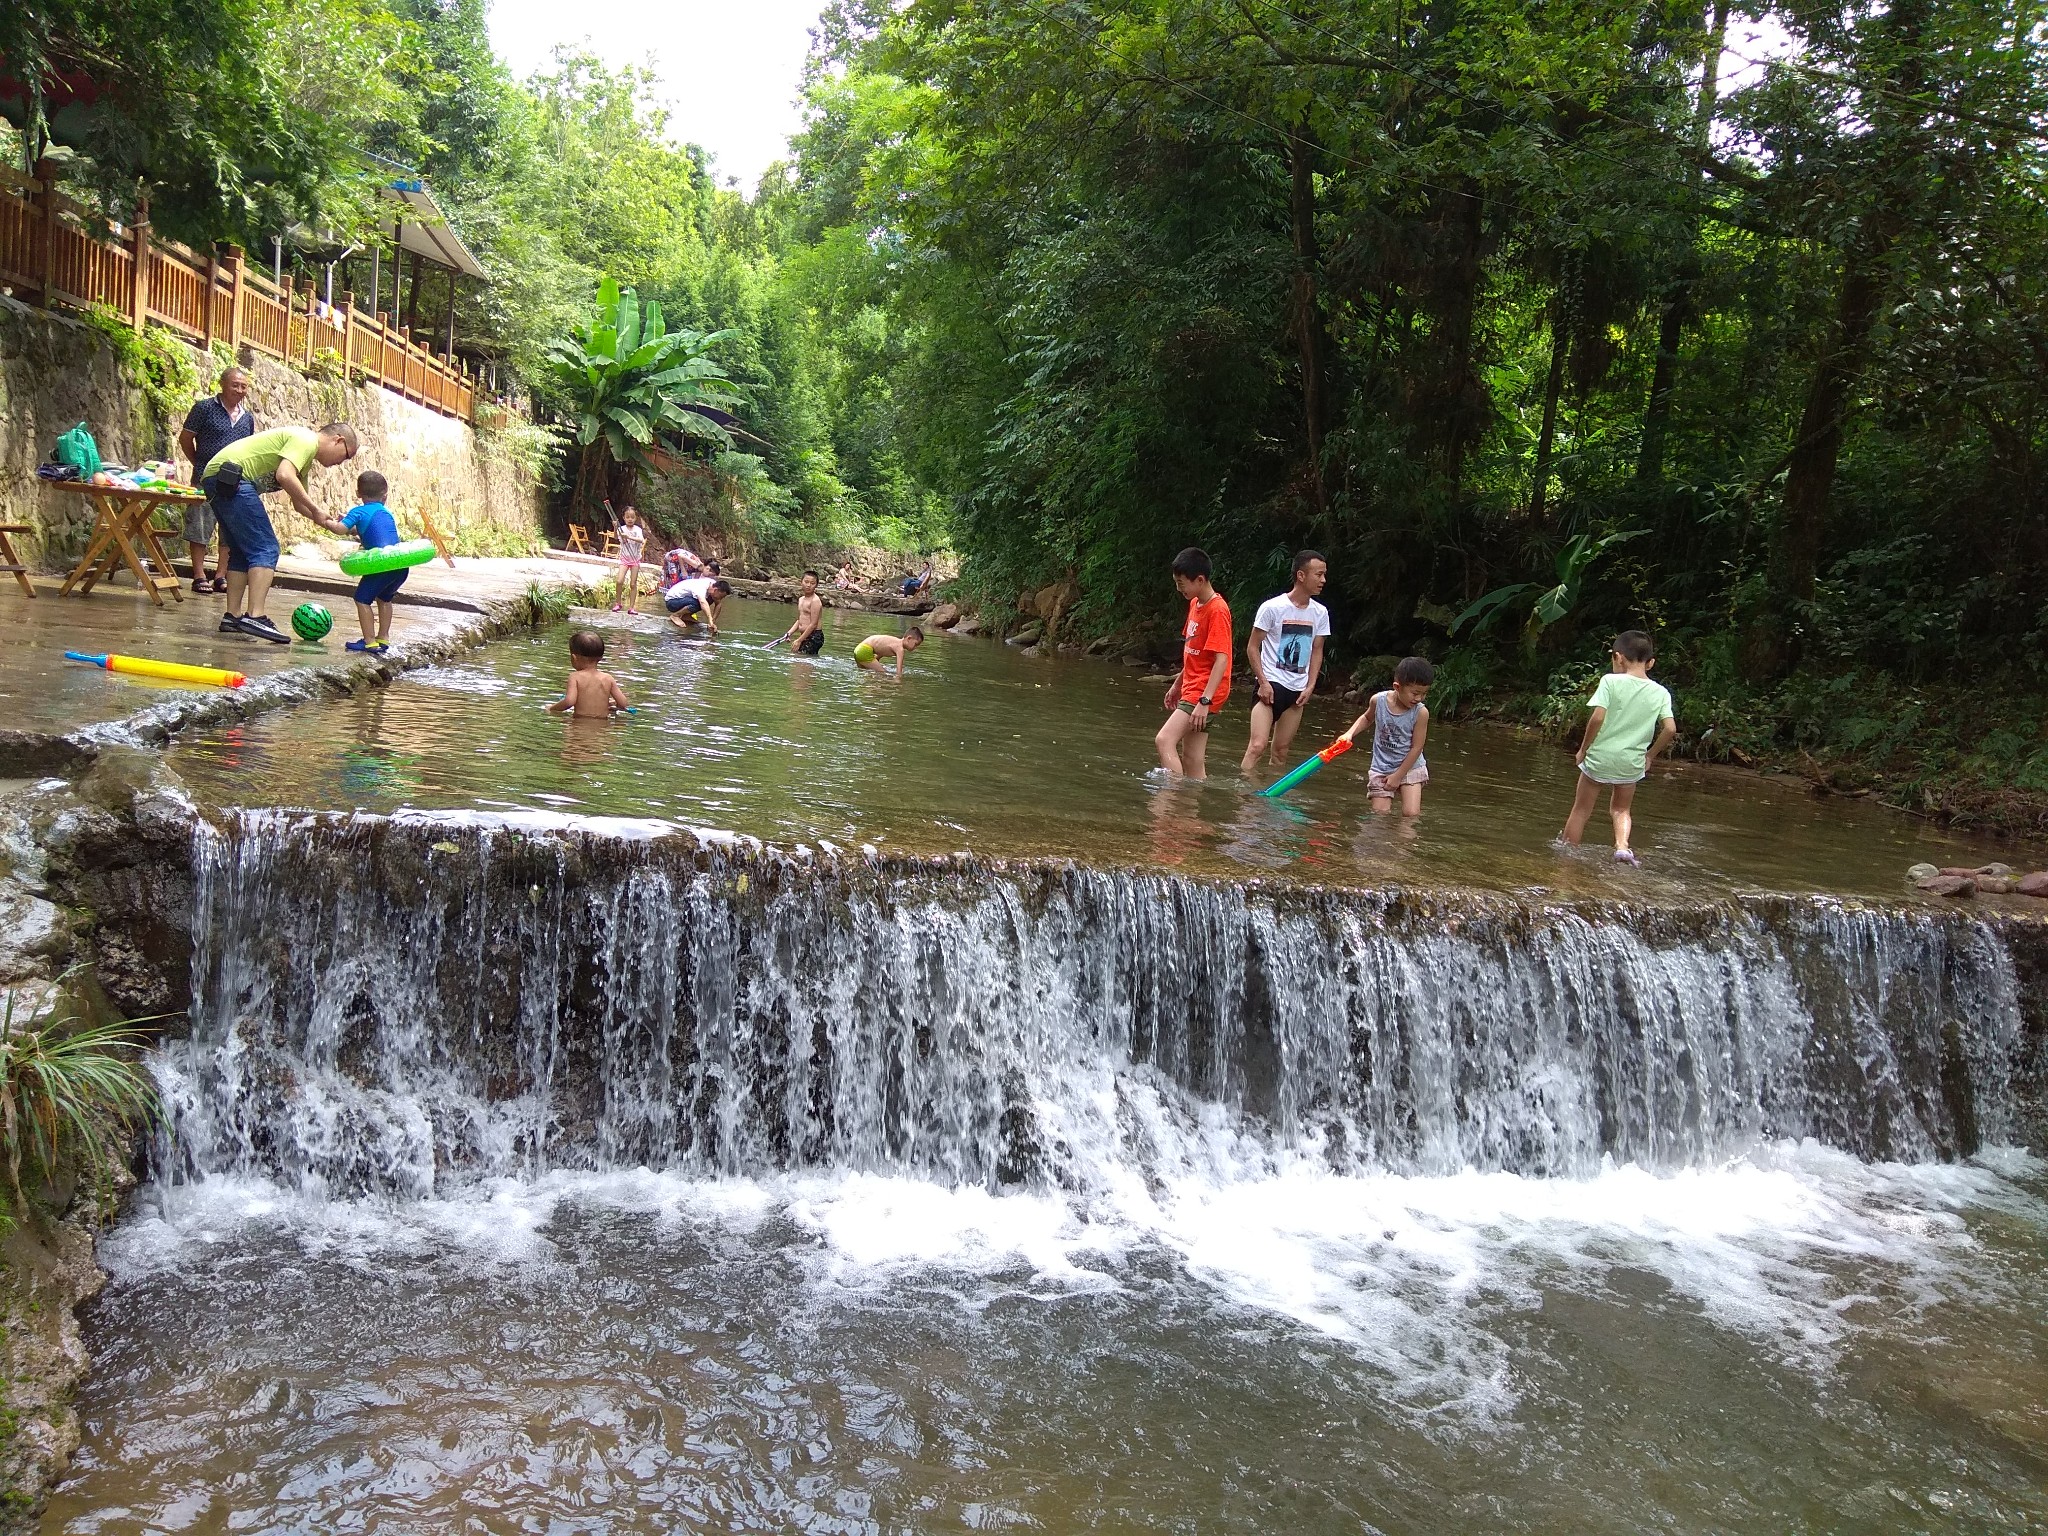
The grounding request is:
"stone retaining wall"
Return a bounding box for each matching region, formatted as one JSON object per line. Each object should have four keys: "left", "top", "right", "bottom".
{"left": 0, "top": 297, "right": 545, "bottom": 568}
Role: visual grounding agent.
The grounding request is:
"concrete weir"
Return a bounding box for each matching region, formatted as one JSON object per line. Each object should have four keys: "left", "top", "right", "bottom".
{"left": 0, "top": 699, "right": 2045, "bottom": 1520}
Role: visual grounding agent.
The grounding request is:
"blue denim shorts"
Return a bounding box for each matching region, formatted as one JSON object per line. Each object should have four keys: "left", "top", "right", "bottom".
{"left": 209, "top": 478, "right": 278, "bottom": 573}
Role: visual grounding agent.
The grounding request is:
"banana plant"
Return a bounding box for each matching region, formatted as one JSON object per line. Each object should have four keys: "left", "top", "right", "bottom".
{"left": 546, "top": 276, "right": 744, "bottom": 513}
{"left": 1451, "top": 529, "right": 1648, "bottom": 640}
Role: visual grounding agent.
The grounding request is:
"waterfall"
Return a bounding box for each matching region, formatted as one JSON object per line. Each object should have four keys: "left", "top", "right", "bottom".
{"left": 151, "top": 810, "right": 2035, "bottom": 1200}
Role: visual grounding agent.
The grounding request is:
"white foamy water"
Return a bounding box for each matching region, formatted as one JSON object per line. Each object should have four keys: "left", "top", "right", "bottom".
{"left": 65, "top": 810, "right": 2048, "bottom": 1532}
{"left": 103, "top": 1139, "right": 2043, "bottom": 1427}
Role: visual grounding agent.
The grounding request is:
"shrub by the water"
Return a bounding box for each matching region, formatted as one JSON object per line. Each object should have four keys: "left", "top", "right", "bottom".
{"left": 0, "top": 983, "right": 158, "bottom": 1226}
{"left": 514, "top": 580, "right": 573, "bottom": 629}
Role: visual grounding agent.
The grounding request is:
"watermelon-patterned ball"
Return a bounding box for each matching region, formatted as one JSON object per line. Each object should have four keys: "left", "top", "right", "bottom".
{"left": 291, "top": 603, "right": 334, "bottom": 642}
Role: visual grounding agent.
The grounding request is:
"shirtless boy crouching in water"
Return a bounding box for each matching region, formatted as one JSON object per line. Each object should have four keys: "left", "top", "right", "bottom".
{"left": 853, "top": 627, "right": 923, "bottom": 677}
{"left": 548, "top": 629, "right": 632, "bottom": 717}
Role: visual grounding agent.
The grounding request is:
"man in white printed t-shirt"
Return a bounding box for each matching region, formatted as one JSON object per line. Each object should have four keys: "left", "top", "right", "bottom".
{"left": 1240, "top": 549, "right": 1332, "bottom": 772}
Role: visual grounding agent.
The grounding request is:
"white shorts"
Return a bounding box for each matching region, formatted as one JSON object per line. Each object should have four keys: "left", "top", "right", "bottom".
{"left": 1368, "top": 761, "right": 1428, "bottom": 795}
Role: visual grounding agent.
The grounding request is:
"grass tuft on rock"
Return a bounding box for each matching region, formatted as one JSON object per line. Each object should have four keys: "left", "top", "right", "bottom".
{"left": 0, "top": 983, "right": 159, "bottom": 1228}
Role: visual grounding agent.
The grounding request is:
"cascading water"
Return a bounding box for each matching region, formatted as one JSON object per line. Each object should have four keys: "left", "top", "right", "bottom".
{"left": 50, "top": 808, "right": 2048, "bottom": 1532}
{"left": 155, "top": 809, "right": 2033, "bottom": 1201}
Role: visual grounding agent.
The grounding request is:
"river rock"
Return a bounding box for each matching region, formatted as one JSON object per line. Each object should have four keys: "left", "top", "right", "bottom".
{"left": 0, "top": 883, "right": 66, "bottom": 981}
{"left": 1979, "top": 863, "right": 2014, "bottom": 878}
{"left": 928, "top": 601, "right": 961, "bottom": 630}
{"left": 1916, "top": 874, "right": 1977, "bottom": 897}
{"left": 1006, "top": 624, "right": 1043, "bottom": 647}
{"left": 2017, "top": 872, "right": 2048, "bottom": 897}
{"left": 1033, "top": 580, "right": 1081, "bottom": 625}
{"left": 953, "top": 615, "right": 982, "bottom": 636}
{"left": 1906, "top": 863, "right": 1939, "bottom": 882}
{"left": 1977, "top": 875, "right": 2018, "bottom": 895}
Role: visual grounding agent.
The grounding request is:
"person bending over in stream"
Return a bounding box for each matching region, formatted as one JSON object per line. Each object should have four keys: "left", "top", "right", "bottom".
{"left": 203, "top": 422, "right": 358, "bottom": 642}
{"left": 853, "top": 627, "right": 922, "bottom": 677}
{"left": 549, "top": 629, "right": 631, "bottom": 718}
{"left": 1560, "top": 630, "right": 1676, "bottom": 864}
{"left": 1155, "top": 547, "right": 1232, "bottom": 780}
{"left": 776, "top": 570, "right": 827, "bottom": 655}
{"left": 664, "top": 575, "right": 732, "bottom": 635}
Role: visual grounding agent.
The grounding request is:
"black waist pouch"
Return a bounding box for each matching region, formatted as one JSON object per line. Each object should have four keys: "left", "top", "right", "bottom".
{"left": 207, "top": 461, "right": 244, "bottom": 497}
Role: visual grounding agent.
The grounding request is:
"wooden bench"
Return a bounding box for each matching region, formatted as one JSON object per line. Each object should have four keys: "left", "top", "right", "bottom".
{"left": 0, "top": 524, "right": 35, "bottom": 597}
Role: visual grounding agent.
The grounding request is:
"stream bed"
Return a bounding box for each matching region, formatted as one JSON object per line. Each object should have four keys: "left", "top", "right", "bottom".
{"left": 39, "top": 605, "right": 2048, "bottom": 1533}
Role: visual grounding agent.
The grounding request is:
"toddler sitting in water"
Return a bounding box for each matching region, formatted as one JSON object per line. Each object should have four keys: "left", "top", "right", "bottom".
{"left": 549, "top": 629, "right": 631, "bottom": 718}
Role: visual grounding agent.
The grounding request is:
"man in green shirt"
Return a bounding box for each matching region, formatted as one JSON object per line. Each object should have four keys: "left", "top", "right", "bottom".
{"left": 203, "top": 423, "right": 358, "bottom": 641}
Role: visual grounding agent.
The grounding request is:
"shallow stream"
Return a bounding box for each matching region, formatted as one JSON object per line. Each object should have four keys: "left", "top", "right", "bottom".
{"left": 41, "top": 602, "right": 2048, "bottom": 1533}
{"left": 159, "top": 598, "right": 2038, "bottom": 898}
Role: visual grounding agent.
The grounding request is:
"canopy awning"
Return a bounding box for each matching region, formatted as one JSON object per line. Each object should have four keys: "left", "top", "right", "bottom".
{"left": 379, "top": 180, "right": 486, "bottom": 280}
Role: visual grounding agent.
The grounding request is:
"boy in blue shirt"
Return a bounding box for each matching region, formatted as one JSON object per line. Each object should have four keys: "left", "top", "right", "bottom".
{"left": 310, "top": 469, "right": 406, "bottom": 651}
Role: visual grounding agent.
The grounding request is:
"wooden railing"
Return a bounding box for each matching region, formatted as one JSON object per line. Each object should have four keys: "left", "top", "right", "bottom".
{"left": 0, "top": 161, "right": 476, "bottom": 422}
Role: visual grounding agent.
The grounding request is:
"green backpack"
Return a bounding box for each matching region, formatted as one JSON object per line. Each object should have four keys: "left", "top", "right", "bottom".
{"left": 54, "top": 422, "right": 102, "bottom": 479}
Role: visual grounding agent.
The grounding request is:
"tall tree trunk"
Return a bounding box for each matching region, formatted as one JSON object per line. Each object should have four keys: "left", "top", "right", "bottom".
{"left": 1635, "top": 289, "right": 1688, "bottom": 484}
{"left": 1441, "top": 182, "right": 1487, "bottom": 501}
{"left": 1287, "top": 120, "right": 1330, "bottom": 514}
{"left": 1635, "top": 0, "right": 1729, "bottom": 484}
{"left": 1749, "top": 0, "right": 1925, "bottom": 674}
{"left": 1531, "top": 303, "right": 1568, "bottom": 526}
{"left": 1755, "top": 257, "right": 1888, "bottom": 668}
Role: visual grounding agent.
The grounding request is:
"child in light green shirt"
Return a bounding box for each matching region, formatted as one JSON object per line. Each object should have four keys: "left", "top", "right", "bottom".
{"left": 1560, "top": 630, "right": 1676, "bottom": 864}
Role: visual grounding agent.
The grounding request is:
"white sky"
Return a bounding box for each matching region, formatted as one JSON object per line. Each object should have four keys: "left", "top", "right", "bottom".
{"left": 484, "top": 3, "right": 1794, "bottom": 194}
{"left": 486, "top": 0, "right": 825, "bottom": 193}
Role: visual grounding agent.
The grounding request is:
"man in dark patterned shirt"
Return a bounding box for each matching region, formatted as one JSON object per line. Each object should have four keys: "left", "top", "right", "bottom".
{"left": 177, "top": 365, "right": 255, "bottom": 593}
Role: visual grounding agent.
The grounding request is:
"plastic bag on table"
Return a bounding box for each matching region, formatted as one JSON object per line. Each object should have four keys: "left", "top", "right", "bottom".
{"left": 53, "top": 423, "right": 102, "bottom": 479}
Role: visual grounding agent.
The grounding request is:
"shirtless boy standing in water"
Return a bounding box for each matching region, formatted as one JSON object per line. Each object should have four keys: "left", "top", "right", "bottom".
{"left": 777, "top": 570, "right": 827, "bottom": 654}
{"left": 548, "top": 629, "right": 631, "bottom": 718}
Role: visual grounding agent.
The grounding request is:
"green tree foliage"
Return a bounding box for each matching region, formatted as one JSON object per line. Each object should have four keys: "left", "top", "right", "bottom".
{"left": 548, "top": 277, "right": 742, "bottom": 512}
{"left": 3, "top": 0, "right": 417, "bottom": 246}
{"left": 773, "top": 0, "right": 2047, "bottom": 700}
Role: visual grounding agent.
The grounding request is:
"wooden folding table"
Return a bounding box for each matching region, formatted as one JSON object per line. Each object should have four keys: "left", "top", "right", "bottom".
{"left": 46, "top": 482, "right": 199, "bottom": 607}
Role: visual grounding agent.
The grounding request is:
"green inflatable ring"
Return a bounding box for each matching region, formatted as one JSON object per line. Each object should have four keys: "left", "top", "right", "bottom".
{"left": 339, "top": 538, "right": 438, "bottom": 578}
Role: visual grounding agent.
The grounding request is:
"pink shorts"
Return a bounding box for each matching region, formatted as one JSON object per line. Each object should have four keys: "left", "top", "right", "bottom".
{"left": 1368, "top": 762, "right": 1429, "bottom": 796}
{"left": 618, "top": 557, "right": 642, "bottom": 570}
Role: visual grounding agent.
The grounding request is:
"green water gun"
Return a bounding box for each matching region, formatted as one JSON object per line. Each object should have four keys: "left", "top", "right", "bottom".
{"left": 1259, "top": 736, "right": 1354, "bottom": 798}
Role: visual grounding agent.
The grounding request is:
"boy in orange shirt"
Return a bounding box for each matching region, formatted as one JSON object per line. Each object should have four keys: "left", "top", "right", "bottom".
{"left": 1155, "top": 546, "right": 1232, "bottom": 779}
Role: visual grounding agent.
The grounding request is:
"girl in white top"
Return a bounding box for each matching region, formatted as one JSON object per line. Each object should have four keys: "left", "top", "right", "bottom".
{"left": 613, "top": 505, "right": 648, "bottom": 614}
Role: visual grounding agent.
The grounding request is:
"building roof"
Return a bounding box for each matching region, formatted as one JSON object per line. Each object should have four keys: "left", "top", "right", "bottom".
{"left": 379, "top": 180, "right": 487, "bottom": 280}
